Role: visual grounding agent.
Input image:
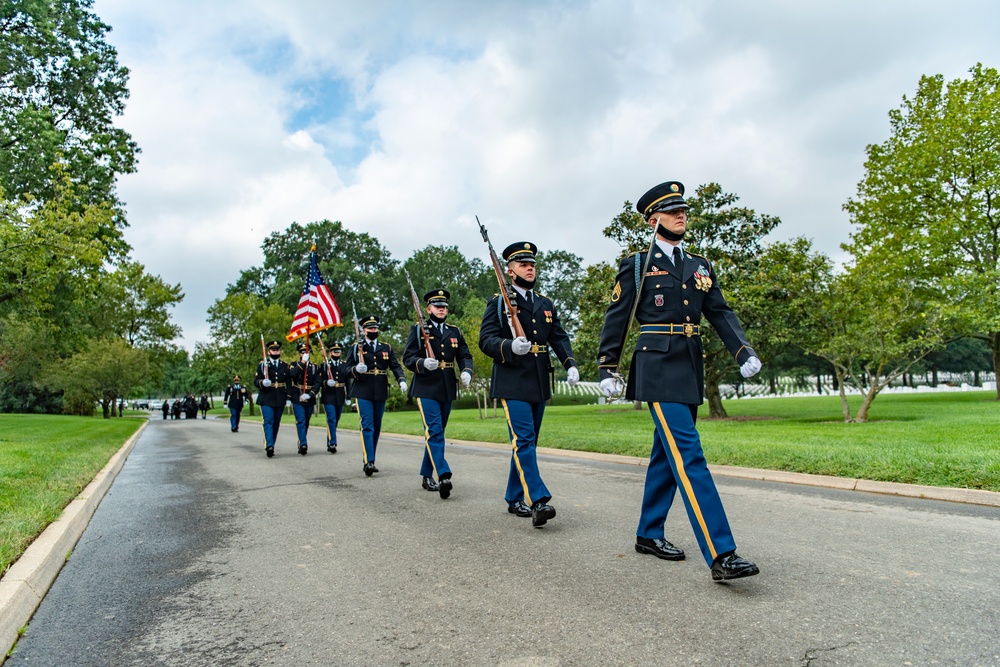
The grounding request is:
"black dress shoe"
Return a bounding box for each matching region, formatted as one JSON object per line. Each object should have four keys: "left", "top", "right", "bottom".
{"left": 711, "top": 552, "right": 759, "bottom": 581}
{"left": 363, "top": 462, "right": 375, "bottom": 477}
{"left": 438, "top": 477, "right": 452, "bottom": 499}
{"left": 265, "top": 447, "right": 274, "bottom": 458}
{"left": 507, "top": 501, "right": 531, "bottom": 517}
{"left": 531, "top": 501, "right": 556, "bottom": 528}
{"left": 327, "top": 445, "right": 337, "bottom": 453}
{"left": 298, "top": 445, "right": 308, "bottom": 456}
{"left": 635, "top": 537, "right": 685, "bottom": 561}
{"left": 371, "top": 464, "right": 379, "bottom": 473}
{"left": 422, "top": 476, "right": 439, "bottom": 492}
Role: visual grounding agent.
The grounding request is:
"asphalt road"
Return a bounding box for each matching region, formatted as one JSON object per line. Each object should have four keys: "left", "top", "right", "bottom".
{"left": 7, "top": 416, "right": 1000, "bottom": 666}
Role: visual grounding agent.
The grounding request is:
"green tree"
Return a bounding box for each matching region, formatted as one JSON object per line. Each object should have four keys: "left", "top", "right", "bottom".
{"left": 399, "top": 244, "right": 494, "bottom": 323}
{"left": 206, "top": 291, "right": 293, "bottom": 381}
{"left": 51, "top": 336, "right": 149, "bottom": 417}
{"left": 85, "top": 260, "right": 184, "bottom": 348}
{"left": 844, "top": 63, "right": 1000, "bottom": 399}
{"left": 534, "top": 249, "right": 585, "bottom": 335}
{"left": 0, "top": 169, "right": 114, "bottom": 314}
{"left": 574, "top": 262, "right": 616, "bottom": 381}
{"left": 1, "top": 0, "right": 138, "bottom": 220}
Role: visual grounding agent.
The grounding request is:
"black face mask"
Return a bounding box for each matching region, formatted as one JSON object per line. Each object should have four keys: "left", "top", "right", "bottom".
{"left": 656, "top": 223, "right": 685, "bottom": 242}
{"left": 366, "top": 331, "right": 379, "bottom": 341}
{"left": 512, "top": 274, "right": 536, "bottom": 290}
{"left": 268, "top": 352, "right": 281, "bottom": 360}
{"left": 428, "top": 313, "right": 447, "bottom": 324}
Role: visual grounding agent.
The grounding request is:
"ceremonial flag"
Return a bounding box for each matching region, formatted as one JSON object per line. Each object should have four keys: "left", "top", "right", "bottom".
{"left": 286, "top": 246, "right": 343, "bottom": 341}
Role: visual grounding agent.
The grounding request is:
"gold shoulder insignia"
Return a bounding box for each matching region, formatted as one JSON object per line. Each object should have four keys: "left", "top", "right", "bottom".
{"left": 611, "top": 281, "right": 622, "bottom": 303}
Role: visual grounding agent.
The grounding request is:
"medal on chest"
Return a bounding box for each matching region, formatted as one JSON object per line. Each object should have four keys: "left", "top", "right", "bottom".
{"left": 449, "top": 337, "right": 458, "bottom": 348}
{"left": 694, "top": 265, "right": 712, "bottom": 292}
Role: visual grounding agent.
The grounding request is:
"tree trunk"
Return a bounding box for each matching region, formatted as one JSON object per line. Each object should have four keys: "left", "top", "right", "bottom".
{"left": 816, "top": 374, "right": 822, "bottom": 394}
{"left": 769, "top": 375, "right": 777, "bottom": 395}
{"left": 932, "top": 368, "right": 939, "bottom": 387}
{"left": 855, "top": 383, "right": 879, "bottom": 422}
{"left": 974, "top": 369, "right": 980, "bottom": 387}
{"left": 991, "top": 331, "right": 1000, "bottom": 400}
{"left": 838, "top": 374, "right": 851, "bottom": 423}
{"left": 705, "top": 379, "right": 728, "bottom": 418}
{"left": 101, "top": 399, "right": 111, "bottom": 419}
{"left": 476, "top": 389, "right": 483, "bottom": 419}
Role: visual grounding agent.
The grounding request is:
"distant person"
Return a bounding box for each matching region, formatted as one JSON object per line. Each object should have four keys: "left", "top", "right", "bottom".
{"left": 345, "top": 315, "right": 406, "bottom": 476}
{"left": 183, "top": 393, "right": 198, "bottom": 419}
{"left": 171, "top": 399, "right": 181, "bottom": 420}
{"left": 288, "top": 342, "right": 321, "bottom": 455}
{"left": 199, "top": 393, "right": 210, "bottom": 419}
{"left": 254, "top": 339, "right": 290, "bottom": 458}
{"left": 597, "top": 180, "right": 762, "bottom": 582}
{"left": 223, "top": 376, "right": 248, "bottom": 432}
{"left": 318, "top": 341, "right": 350, "bottom": 453}
{"left": 402, "top": 288, "right": 474, "bottom": 499}
{"left": 161, "top": 400, "right": 169, "bottom": 420}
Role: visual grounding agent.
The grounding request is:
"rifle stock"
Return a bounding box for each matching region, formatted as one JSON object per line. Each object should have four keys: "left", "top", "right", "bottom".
{"left": 404, "top": 268, "right": 435, "bottom": 359}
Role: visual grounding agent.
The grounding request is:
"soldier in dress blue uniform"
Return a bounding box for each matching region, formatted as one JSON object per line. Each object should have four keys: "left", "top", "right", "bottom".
{"left": 288, "top": 342, "right": 321, "bottom": 455}
{"left": 318, "top": 341, "right": 350, "bottom": 453}
{"left": 402, "top": 289, "right": 475, "bottom": 499}
{"left": 479, "top": 242, "right": 580, "bottom": 527}
{"left": 344, "top": 315, "right": 407, "bottom": 476}
{"left": 254, "top": 339, "right": 290, "bottom": 458}
{"left": 223, "top": 375, "right": 248, "bottom": 432}
{"left": 597, "top": 180, "right": 763, "bottom": 581}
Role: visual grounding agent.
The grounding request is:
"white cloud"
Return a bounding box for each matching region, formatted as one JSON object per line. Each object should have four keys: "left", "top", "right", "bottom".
{"left": 94, "top": 0, "right": 1000, "bottom": 349}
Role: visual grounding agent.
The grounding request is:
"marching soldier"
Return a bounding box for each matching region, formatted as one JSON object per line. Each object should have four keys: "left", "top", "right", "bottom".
{"left": 288, "top": 342, "right": 322, "bottom": 455}
{"left": 254, "top": 339, "right": 290, "bottom": 458}
{"left": 318, "top": 341, "right": 350, "bottom": 453}
{"left": 479, "top": 241, "right": 579, "bottom": 527}
{"left": 161, "top": 399, "right": 169, "bottom": 420}
{"left": 597, "top": 180, "right": 762, "bottom": 582}
{"left": 345, "top": 315, "right": 407, "bottom": 476}
{"left": 402, "top": 289, "right": 474, "bottom": 499}
{"left": 223, "top": 375, "right": 248, "bottom": 432}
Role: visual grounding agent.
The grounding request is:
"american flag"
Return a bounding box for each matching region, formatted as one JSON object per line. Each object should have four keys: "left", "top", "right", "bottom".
{"left": 286, "top": 247, "right": 343, "bottom": 341}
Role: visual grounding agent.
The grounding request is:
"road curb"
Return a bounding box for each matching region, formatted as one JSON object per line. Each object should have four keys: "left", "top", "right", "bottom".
{"left": 0, "top": 421, "right": 147, "bottom": 663}
{"left": 377, "top": 430, "right": 1000, "bottom": 509}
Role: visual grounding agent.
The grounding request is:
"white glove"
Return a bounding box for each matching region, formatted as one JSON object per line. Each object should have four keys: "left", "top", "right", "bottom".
{"left": 460, "top": 371, "right": 472, "bottom": 388}
{"left": 262, "top": 378, "right": 272, "bottom": 388}
{"left": 566, "top": 367, "right": 580, "bottom": 387}
{"left": 299, "top": 393, "right": 310, "bottom": 402}
{"left": 740, "top": 356, "right": 762, "bottom": 379}
{"left": 326, "top": 379, "right": 335, "bottom": 387}
{"left": 422, "top": 358, "right": 440, "bottom": 371}
{"left": 511, "top": 336, "right": 531, "bottom": 355}
{"left": 600, "top": 377, "right": 623, "bottom": 398}
{"left": 355, "top": 363, "right": 368, "bottom": 374}
{"left": 399, "top": 381, "right": 408, "bottom": 393}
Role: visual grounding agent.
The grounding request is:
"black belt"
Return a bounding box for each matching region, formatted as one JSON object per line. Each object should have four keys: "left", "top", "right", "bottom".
{"left": 363, "top": 370, "right": 387, "bottom": 375}
{"left": 639, "top": 323, "right": 700, "bottom": 337}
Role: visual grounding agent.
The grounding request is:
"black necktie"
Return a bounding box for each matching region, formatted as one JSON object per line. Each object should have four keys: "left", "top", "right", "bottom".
{"left": 673, "top": 247, "right": 682, "bottom": 272}
{"left": 525, "top": 291, "right": 533, "bottom": 308}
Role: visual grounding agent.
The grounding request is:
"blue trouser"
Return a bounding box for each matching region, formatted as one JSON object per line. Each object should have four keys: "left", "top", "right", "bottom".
{"left": 500, "top": 399, "right": 550, "bottom": 507}
{"left": 639, "top": 402, "right": 736, "bottom": 566}
{"left": 259, "top": 404, "right": 282, "bottom": 450}
{"left": 292, "top": 401, "right": 315, "bottom": 447}
{"left": 229, "top": 407, "right": 241, "bottom": 430}
{"left": 416, "top": 397, "right": 452, "bottom": 479}
{"left": 323, "top": 402, "right": 343, "bottom": 448}
{"left": 356, "top": 397, "right": 385, "bottom": 464}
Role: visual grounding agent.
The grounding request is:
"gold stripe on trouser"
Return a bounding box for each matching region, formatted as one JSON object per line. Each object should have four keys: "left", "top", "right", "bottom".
{"left": 358, "top": 403, "right": 369, "bottom": 464}
{"left": 500, "top": 399, "right": 533, "bottom": 506}
{"left": 415, "top": 398, "right": 438, "bottom": 478}
{"left": 651, "top": 403, "right": 717, "bottom": 560}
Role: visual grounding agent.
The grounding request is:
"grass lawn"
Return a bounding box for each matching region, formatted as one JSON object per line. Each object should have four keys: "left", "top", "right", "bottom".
{"left": 0, "top": 415, "right": 142, "bottom": 575}
{"left": 289, "top": 391, "right": 1000, "bottom": 492}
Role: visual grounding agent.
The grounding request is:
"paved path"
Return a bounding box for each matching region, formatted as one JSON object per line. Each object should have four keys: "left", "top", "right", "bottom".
{"left": 7, "top": 417, "right": 1000, "bottom": 666}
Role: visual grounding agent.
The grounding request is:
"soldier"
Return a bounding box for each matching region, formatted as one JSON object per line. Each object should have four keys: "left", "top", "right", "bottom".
{"left": 597, "top": 180, "right": 762, "bottom": 582}
{"left": 161, "top": 399, "right": 169, "bottom": 420}
{"left": 344, "top": 315, "right": 407, "bottom": 476}
{"left": 171, "top": 398, "right": 181, "bottom": 420}
{"left": 288, "top": 341, "right": 321, "bottom": 455}
{"left": 479, "top": 241, "right": 579, "bottom": 527}
{"left": 223, "top": 375, "right": 248, "bottom": 432}
{"left": 254, "top": 339, "right": 290, "bottom": 458}
{"left": 318, "top": 341, "right": 350, "bottom": 453}
{"left": 402, "top": 289, "right": 474, "bottom": 499}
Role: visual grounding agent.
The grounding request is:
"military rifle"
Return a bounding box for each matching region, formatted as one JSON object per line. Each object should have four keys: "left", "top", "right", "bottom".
{"left": 315, "top": 333, "right": 334, "bottom": 382}
{"left": 351, "top": 301, "right": 365, "bottom": 365}
{"left": 476, "top": 215, "right": 526, "bottom": 339}
{"left": 259, "top": 333, "right": 269, "bottom": 381}
{"left": 404, "top": 268, "right": 435, "bottom": 359}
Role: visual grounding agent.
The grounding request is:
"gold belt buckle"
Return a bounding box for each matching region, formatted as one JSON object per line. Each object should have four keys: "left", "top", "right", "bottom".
{"left": 683, "top": 323, "right": 695, "bottom": 337}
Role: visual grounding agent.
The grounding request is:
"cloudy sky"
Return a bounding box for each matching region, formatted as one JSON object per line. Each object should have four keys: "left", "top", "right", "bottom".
{"left": 93, "top": 0, "right": 1000, "bottom": 350}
